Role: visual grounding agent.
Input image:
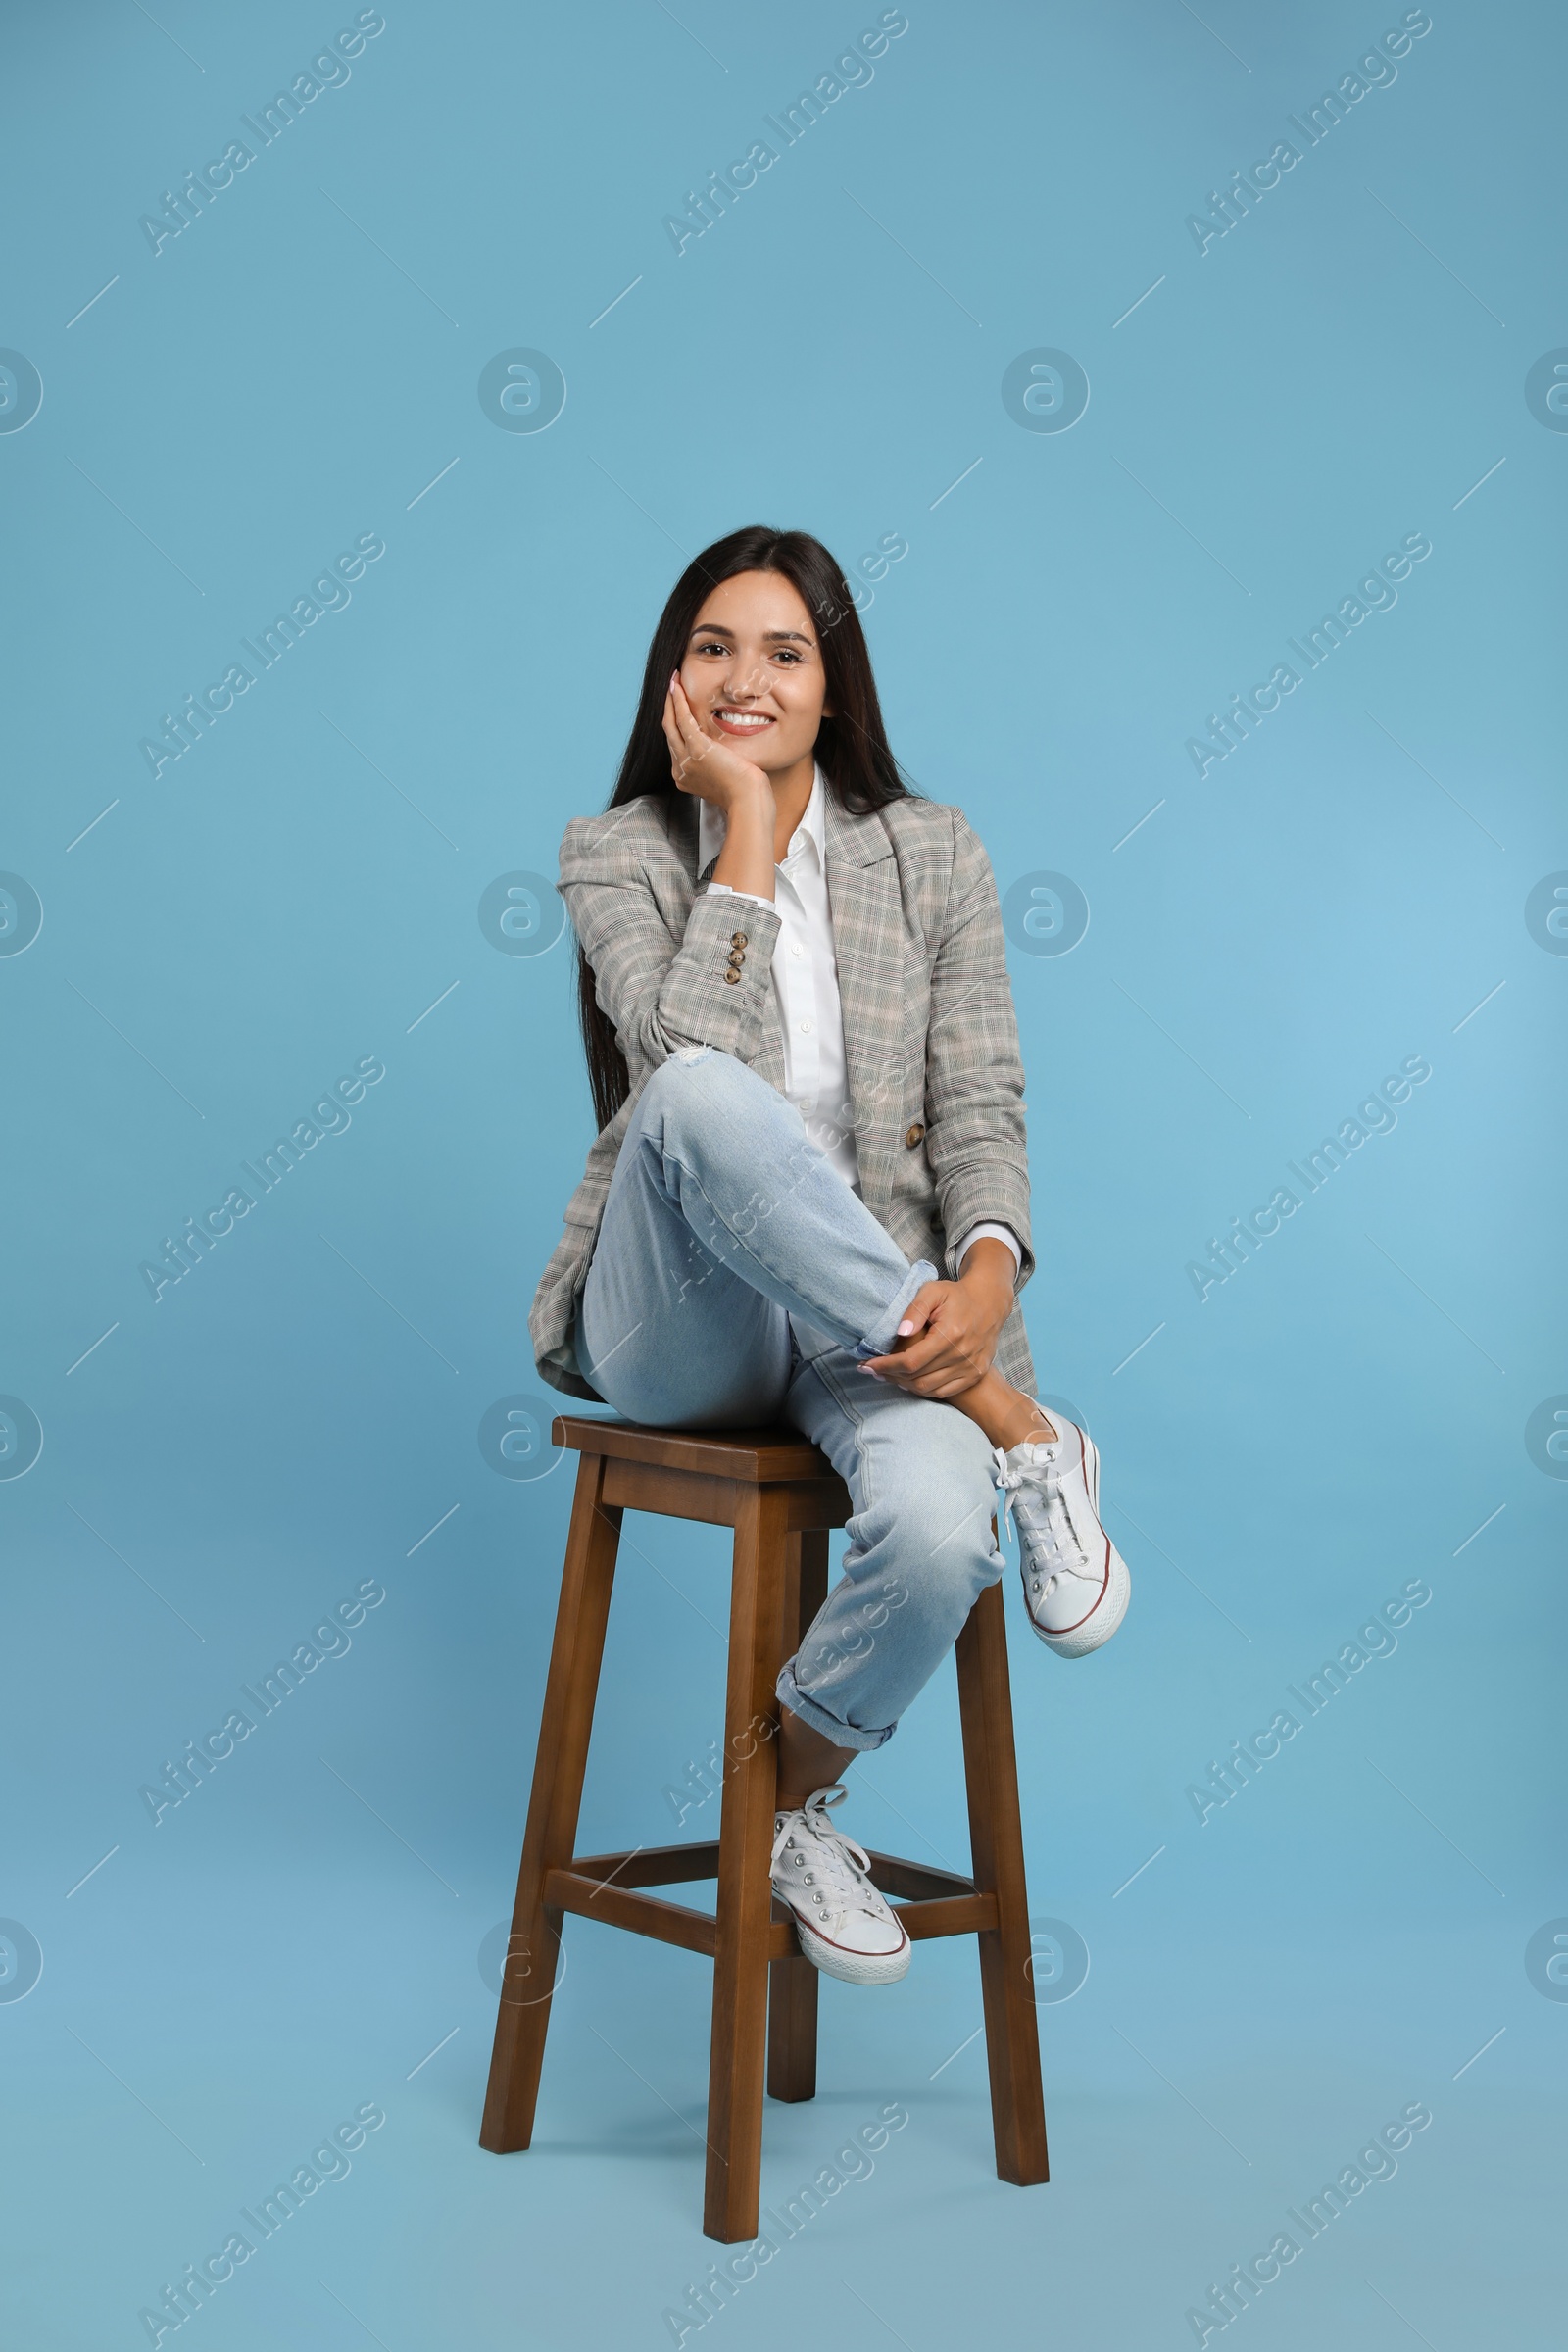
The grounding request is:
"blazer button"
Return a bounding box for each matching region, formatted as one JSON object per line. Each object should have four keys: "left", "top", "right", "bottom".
{"left": 905, "top": 1123, "right": 925, "bottom": 1149}
{"left": 727, "top": 947, "right": 745, "bottom": 967}
{"left": 730, "top": 931, "right": 748, "bottom": 948}
{"left": 723, "top": 969, "right": 740, "bottom": 985}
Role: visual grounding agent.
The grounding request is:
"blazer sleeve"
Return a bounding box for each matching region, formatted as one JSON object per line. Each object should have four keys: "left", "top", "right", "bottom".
{"left": 923, "top": 809, "right": 1034, "bottom": 1285}
{"left": 560, "top": 809, "right": 783, "bottom": 1073}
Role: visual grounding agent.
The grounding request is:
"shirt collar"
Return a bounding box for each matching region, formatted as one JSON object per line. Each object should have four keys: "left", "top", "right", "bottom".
{"left": 699, "top": 764, "right": 825, "bottom": 878}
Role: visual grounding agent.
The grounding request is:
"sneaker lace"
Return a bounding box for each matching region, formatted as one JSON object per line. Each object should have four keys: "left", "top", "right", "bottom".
{"left": 770, "top": 1785, "right": 885, "bottom": 1928}
{"left": 993, "top": 1444, "right": 1099, "bottom": 1588}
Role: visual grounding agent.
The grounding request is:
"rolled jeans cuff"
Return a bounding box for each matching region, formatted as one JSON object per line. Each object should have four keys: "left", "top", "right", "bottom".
{"left": 855, "top": 1256, "right": 939, "bottom": 1361}
{"left": 774, "top": 1663, "right": 898, "bottom": 1753}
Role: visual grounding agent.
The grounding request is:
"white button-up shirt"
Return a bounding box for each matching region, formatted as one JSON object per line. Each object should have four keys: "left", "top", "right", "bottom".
{"left": 701, "top": 769, "right": 1019, "bottom": 1277}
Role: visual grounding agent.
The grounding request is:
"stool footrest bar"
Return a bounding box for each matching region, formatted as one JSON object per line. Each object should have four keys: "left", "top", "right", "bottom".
{"left": 568, "top": 1841, "right": 980, "bottom": 1905}
{"left": 567, "top": 1842, "right": 721, "bottom": 1888}
{"left": 545, "top": 1864, "right": 997, "bottom": 1955}
{"left": 544, "top": 1869, "right": 721, "bottom": 1957}
{"left": 862, "top": 1848, "right": 979, "bottom": 1902}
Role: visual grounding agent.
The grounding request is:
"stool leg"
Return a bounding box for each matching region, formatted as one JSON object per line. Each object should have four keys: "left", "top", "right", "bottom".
{"left": 956, "top": 1579, "right": 1050, "bottom": 2185}
{"left": 767, "top": 1527, "right": 828, "bottom": 2104}
{"left": 480, "top": 1450, "right": 620, "bottom": 2155}
{"left": 705, "top": 1482, "right": 791, "bottom": 2241}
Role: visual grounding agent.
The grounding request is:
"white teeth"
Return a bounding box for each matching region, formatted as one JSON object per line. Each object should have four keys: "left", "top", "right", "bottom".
{"left": 715, "top": 711, "right": 771, "bottom": 728}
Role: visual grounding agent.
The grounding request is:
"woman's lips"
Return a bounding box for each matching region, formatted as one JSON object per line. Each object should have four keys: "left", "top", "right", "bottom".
{"left": 710, "top": 710, "right": 776, "bottom": 738}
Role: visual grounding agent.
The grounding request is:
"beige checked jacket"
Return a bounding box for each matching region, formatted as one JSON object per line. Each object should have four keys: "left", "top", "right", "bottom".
{"left": 530, "top": 787, "right": 1037, "bottom": 1400}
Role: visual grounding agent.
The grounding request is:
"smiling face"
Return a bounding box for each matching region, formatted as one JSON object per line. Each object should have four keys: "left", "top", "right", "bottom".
{"left": 678, "top": 570, "right": 830, "bottom": 777}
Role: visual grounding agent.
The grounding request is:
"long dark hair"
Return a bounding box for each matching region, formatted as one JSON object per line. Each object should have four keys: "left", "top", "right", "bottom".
{"left": 576, "top": 526, "right": 914, "bottom": 1132}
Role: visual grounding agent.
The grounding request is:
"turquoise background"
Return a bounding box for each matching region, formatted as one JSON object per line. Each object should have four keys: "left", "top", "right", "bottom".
{"left": 2, "top": 1, "right": 1563, "bottom": 2344}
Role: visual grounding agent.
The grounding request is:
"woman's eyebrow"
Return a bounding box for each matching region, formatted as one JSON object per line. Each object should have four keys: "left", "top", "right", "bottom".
{"left": 687, "top": 624, "right": 814, "bottom": 647}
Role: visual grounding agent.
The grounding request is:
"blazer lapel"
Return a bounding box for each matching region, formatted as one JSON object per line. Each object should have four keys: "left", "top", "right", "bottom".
{"left": 823, "top": 796, "right": 904, "bottom": 1208}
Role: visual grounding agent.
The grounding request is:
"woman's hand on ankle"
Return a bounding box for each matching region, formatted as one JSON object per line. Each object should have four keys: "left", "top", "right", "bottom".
{"left": 860, "top": 1259, "right": 1012, "bottom": 1399}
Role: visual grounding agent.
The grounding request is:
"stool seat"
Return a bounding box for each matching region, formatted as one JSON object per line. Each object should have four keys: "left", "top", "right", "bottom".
{"left": 546, "top": 1415, "right": 846, "bottom": 1481}
{"left": 480, "top": 1414, "right": 1049, "bottom": 2241}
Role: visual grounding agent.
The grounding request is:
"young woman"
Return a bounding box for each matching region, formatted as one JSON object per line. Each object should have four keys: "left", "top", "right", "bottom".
{"left": 531, "top": 526, "right": 1129, "bottom": 1985}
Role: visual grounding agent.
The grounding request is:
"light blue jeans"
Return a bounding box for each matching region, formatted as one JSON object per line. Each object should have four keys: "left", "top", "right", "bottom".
{"left": 577, "top": 1048, "right": 1004, "bottom": 1753}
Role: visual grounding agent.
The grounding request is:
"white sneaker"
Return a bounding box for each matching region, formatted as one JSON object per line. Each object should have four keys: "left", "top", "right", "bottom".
{"left": 994, "top": 1412, "right": 1130, "bottom": 1657}
{"left": 769, "top": 1786, "right": 911, "bottom": 1985}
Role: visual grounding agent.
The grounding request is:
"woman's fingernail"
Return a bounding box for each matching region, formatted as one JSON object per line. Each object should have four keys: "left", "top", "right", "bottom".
{"left": 897, "top": 1320, "right": 915, "bottom": 1336}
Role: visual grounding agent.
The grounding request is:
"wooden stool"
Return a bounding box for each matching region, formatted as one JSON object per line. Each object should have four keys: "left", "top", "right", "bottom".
{"left": 479, "top": 1414, "right": 1050, "bottom": 2242}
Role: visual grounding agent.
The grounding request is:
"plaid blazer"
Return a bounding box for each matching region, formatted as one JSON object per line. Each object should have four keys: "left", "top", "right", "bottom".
{"left": 530, "top": 787, "right": 1037, "bottom": 1400}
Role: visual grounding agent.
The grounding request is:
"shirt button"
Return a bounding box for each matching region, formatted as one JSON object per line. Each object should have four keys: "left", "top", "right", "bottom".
{"left": 789, "top": 942, "right": 805, "bottom": 958}
{"left": 799, "top": 1019, "right": 814, "bottom": 1035}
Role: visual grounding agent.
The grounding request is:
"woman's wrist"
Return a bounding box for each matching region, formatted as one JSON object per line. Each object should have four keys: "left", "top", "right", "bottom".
{"left": 957, "top": 1259, "right": 1014, "bottom": 1365}
{"left": 710, "top": 778, "right": 776, "bottom": 899}
{"left": 956, "top": 1237, "right": 1016, "bottom": 1301}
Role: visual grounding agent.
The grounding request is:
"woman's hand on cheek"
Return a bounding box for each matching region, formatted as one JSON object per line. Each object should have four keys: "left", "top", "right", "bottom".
{"left": 662, "top": 672, "right": 710, "bottom": 795}
{"left": 860, "top": 1273, "right": 1008, "bottom": 1399}
{"left": 662, "top": 672, "right": 768, "bottom": 808}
